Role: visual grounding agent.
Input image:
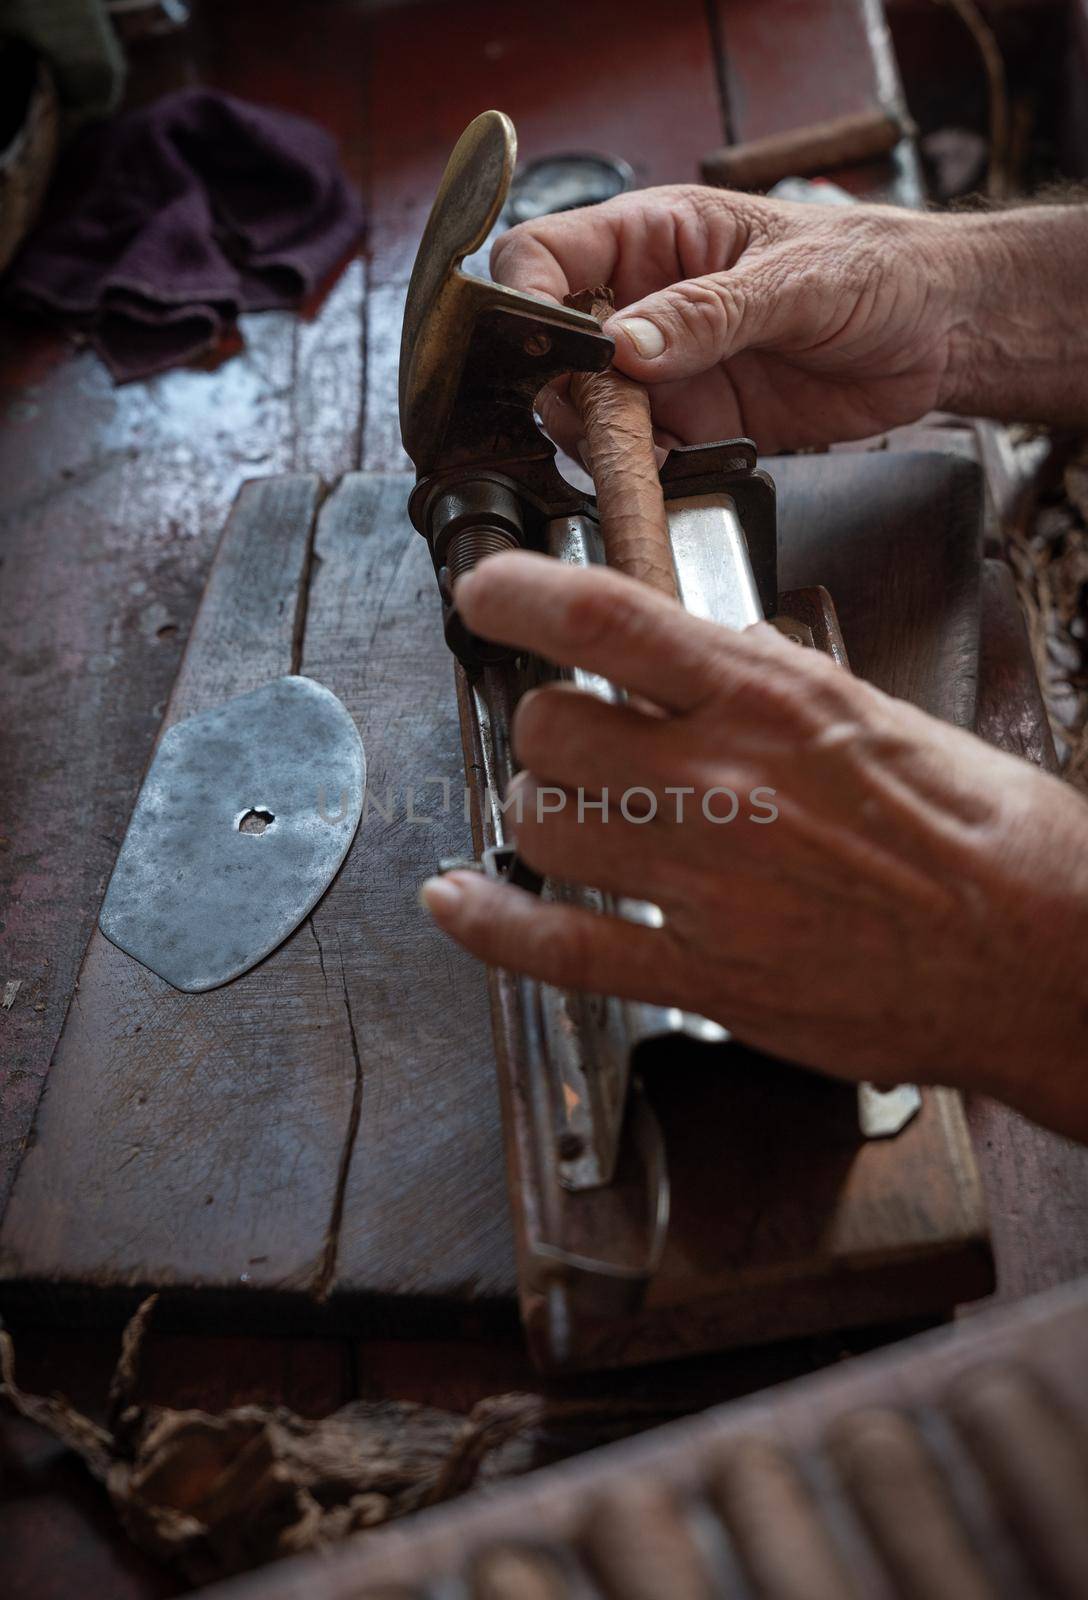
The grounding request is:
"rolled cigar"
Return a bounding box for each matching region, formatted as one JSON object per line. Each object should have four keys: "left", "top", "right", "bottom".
{"left": 564, "top": 286, "right": 679, "bottom": 601}
{"left": 707, "top": 1437, "right": 859, "bottom": 1600}
{"left": 828, "top": 1410, "right": 996, "bottom": 1600}
{"left": 580, "top": 1478, "right": 715, "bottom": 1600}
{"left": 700, "top": 108, "right": 901, "bottom": 191}
{"left": 471, "top": 1544, "right": 574, "bottom": 1600}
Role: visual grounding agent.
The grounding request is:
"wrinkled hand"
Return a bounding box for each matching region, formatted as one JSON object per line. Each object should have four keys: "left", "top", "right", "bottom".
{"left": 491, "top": 185, "right": 963, "bottom": 456}
{"left": 422, "top": 553, "right": 1088, "bottom": 1141}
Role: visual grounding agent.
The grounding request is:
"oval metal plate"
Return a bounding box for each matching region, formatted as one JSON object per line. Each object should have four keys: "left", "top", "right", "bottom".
{"left": 99, "top": 676, "right": 365, "bottom": 991}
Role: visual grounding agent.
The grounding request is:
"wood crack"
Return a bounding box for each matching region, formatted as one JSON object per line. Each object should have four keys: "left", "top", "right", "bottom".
{"left": 290, "top": 476, "right": 332, "bottom": 675}
{"left": 308, "top": 916, "right": 329, "bottom": 997}
{"left": 312, "top": 931, "right": 364, "bottom": 1301}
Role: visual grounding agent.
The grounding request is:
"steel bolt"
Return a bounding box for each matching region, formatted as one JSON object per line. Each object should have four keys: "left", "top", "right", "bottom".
{"left": 445, "top": 524, "right": 520, "bottom": 583}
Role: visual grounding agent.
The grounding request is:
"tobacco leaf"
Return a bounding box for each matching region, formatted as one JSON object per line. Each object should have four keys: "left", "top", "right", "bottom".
{"left": 0, "top": 1297, "right": 671, "bottom": 1586}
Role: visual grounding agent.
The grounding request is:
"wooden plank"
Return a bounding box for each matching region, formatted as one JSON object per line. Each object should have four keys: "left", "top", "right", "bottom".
{"left": 0, "top": 473, "right": 514, "bottom": 1325}
{"left": 297, "top": 475, "right": 512, "bottom": 1309}
{"left": 0, "top": 0, "right": 368, "bottom": 1215}
{"left": 9, "top": 452, "right": 1084, "bottom": 1346}
{"left": 204, "top": 1277, "right": 1088, "bottom": 1600}
{"left": 0, "top": 324, "right": 299, "bottom": 1215}
{"left": 966, "top": 562, "right": 1088, "bottom": 1310}
{"left": 0, "top": 476, "right": 357, "bottom": 1311}
{"left": 531, "top": 1067, "right": 991, "bottom": 1370}
{"left": 976, "top": 557, "right": 1058, "bottom": 771}
{"left": 773, "top": 449, "right": 981, "bottom": 726}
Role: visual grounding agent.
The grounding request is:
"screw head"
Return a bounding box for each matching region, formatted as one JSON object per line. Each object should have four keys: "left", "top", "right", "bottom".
{"left": 524, "top": 332, "right": 552, "bottom": 357}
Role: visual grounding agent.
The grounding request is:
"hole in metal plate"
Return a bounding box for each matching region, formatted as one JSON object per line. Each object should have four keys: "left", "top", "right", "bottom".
{"left": 236, "top": 807, "right": 275, "bottom": 836}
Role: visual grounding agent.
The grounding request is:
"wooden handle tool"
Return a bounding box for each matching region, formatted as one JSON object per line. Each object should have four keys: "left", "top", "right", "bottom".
{"left": 564, "top": 286, "right": 679, "bottom": 601}
{"left": 700, "top": 109, "right": 902, "bottom": 191}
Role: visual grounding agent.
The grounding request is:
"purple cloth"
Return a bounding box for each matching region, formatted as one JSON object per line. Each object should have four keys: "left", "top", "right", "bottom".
{"left": 4, "top": 88, "right": 364, "bottom": 381}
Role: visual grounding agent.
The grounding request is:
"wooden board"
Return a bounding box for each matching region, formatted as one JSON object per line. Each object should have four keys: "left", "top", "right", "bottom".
{"left": 0, "top": 472, "right": 507, "bottom": 1329}
{"left": 0, "top": 0, "right": 370, "bottom": 1221}
{"left": 774, "top": 450, "right": 981, "bottom": 725}
{"left": 0, "top": 0, "right": 731, "bottom": 1219}
{"left": 0, "top": 450, "right": 995, "bottom": 1340}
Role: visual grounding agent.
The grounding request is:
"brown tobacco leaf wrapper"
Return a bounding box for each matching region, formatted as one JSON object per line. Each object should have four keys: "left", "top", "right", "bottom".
{"left": 0, "top": 1297, "right": 678, "bottom": 1587}
{"left": 565, "top": 286, "right": 678, "bottom": 600}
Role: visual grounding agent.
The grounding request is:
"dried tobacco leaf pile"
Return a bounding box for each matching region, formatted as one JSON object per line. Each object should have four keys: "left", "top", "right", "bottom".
{"left": 1006, "top": 433, "right": 1088, "bottom": 789}
{"left": 0, "top": 1298, "right": 673, "bottom": 1587}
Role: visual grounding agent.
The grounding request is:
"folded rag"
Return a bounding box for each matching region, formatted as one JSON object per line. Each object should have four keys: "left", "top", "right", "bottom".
{"left": 3, "top": 86, "right": 364, "bottom": 381}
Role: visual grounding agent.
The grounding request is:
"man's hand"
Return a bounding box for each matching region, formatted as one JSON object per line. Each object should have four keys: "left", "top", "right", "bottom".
{"left": 422, "top": 553, "right": 1088, "bottom": 1142}
{"left": 491, "top": 188, "right": 1088, "bottom": 453}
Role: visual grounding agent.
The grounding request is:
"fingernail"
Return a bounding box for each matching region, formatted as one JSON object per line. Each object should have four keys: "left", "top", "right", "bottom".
{"left": 419, "top": 875, "right": 463, "bottom": 917}
{"left": 614, "top": 316, "right": 666, "bottom": 359}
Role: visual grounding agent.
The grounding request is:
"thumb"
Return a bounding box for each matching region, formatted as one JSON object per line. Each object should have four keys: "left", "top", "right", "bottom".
{"left": 604, "top": 269, "right": 777, "bottom": 384}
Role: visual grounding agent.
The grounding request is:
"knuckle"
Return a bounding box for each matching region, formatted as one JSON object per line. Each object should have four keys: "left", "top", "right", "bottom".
{"left": 489, "top": 224, "right": 530, "bottom": 276}
{"left": 707, "top": 626, "right": 863, "bottom": 731}
{"left": 538, "top": 913, "right": 599, "bottom": 987}
{"left": 514, "top": 814, "right": 568, "bottom": 879}
{"left": 764, "top": 651, "right": 868, "bottom": 737}
{"left": 456, "top": 884, "right": 498, "bottom": 951}
{"left": 664, "top": 276, "right": 736, "bottom": 348}
{"left": 490, "top": 222, "right": 561, "bottom": 295}
{"left": 493, "top": 217, "right": 544, "bottom": 254}
{"left": 516, "top": 687, "right": 600, "bottom": 772}
{"left": 685, "top": 637, "right": 763, "bottom": 712}
{"left": 561, "top": 573, "right": 643, "bottom": 651}
{"left": 686, "top": 184, "right": 776, "bottom": 243}
{"left": 512, "top": 688, "right": 557, "bottom": 763}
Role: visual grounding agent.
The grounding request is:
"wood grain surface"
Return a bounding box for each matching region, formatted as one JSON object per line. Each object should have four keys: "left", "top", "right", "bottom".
{"left": 0, "top": 450, "right": 996, "bottom": 1336}
{"left": 773, "top": 450, "right": 982, "bottom": 726}
{"left": 0, "top": 473, "right": 509, "bottom": 1324}
{"left": 0, "top": 0, "right": 729, "bottom": 1221}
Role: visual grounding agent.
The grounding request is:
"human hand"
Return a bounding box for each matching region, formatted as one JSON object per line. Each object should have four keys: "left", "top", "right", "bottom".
{"left": 422, "top": 552, "right": 1088, "bottom": 1141}
{"left": 491, "top": 188, "right": 1088, "bottom": 452}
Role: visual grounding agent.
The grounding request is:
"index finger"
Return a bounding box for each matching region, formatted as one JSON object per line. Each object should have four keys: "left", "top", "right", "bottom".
{"left": 454, "top": 551, "right": 758, "bottom": 714}
{"left": 490, "top": 208, "right": 620, "bottom": 305}
{"left": 490, "top": 187, "right": 760, "bottom": 310}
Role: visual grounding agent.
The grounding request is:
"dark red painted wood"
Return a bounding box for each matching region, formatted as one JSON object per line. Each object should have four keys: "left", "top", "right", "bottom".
{"left": 361, "top": 0, "right": 726, "bottom": 471}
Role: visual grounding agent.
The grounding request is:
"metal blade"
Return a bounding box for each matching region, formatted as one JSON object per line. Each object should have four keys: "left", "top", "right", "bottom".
{"left": 99, "top": 676, "right": 365, "bottom": 991}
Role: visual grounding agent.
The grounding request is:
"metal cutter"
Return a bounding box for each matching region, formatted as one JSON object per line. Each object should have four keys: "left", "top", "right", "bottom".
{"left": 400, "top": 110, "right": 916, "bottom": 1370}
